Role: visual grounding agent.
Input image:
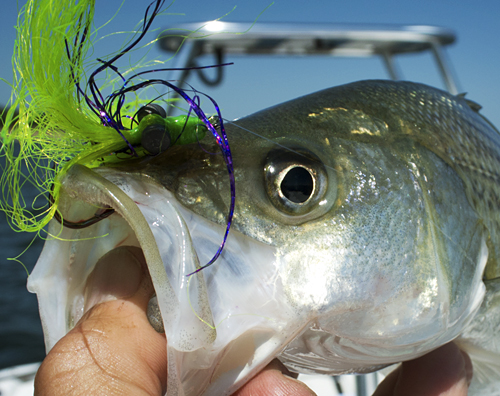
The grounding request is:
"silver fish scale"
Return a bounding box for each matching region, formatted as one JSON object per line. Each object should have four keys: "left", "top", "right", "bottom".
{"left": 362, "top": 81, "right": 500, "bottom": 279}
{"left": 147, "top": 80, "right": 500, "bottom": 280}
{"left": 142, "top": 80, "right": 500, "bottom": 281}
{"left": 245, "top": 80, "right": 500, "bottom": 279}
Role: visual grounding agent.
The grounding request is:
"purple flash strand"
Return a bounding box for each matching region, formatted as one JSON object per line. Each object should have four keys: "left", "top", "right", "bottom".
{"left": 85, "top": 0, "right": 165, "bottom": 120}
{"left": 110, "top": 78, "right": 236, "bottom": 275}
{"left": 64, "top": 0, "right": 235, "bottom": 272}
{"left": 65, "top": 0, "right": 168, "bottom": 156}
{"left": 181, "top": 87, "right": 235, "bottom": 275}
{"left": 122, "top": 63, "right": 234, "bottom": 81}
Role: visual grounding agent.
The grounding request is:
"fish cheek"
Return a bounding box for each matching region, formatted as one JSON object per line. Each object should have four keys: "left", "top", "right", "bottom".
{"left": 274, "top": 144, "right": 414, "bottom": 310}
{"left": 280, "top": 143, "right": 485, "bottom": 347}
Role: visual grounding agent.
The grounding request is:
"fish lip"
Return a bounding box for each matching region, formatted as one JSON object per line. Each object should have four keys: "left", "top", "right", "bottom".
{"left": 27, "top": 165, "right": 193, "bottom": 347}
{"left": 28, "top": 164, "right": 300, "bottom": 394}
{"left": 28, "top": 164, "right": 283, "bottom": 349}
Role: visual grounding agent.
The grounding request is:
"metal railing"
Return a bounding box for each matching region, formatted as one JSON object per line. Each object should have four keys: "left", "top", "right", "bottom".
{"left": 158, "top": 22, "right": 459, "bottom": 95}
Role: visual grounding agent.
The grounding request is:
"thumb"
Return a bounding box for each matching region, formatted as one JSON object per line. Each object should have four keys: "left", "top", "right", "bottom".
{"left": 35, "top": 246, "right": 168, "bottom": 396}
{"left": 233, "top": 360, "right": 317, "bottom": 396}
{"left": 373, "top": 342, "right": 473, "bottom": 396}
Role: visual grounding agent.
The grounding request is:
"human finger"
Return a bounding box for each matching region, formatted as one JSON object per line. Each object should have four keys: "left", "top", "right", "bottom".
{"left": 35, "top": 246, "right": 168, "bottom": 396}
{"left": 233, "top": 359, "right": 316, "bottom": 396}
{"left": 373, "top": 342, "right": 473, "bottom": 396}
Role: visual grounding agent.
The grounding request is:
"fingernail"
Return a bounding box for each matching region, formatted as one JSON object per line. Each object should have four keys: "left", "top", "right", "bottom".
{"left": 266, "top": 359, "right": 299, "bottom": 379}
{"left": 266, "top": 360, "right": 316, "bottom": 395}
{"left": 147, "top": 295, "right": 165, "bottom": 333}
{"left": 85, "top": 246, "right": 144, "bottom": 311}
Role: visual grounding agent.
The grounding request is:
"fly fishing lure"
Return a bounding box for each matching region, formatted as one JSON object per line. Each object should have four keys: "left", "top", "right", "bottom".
{"left": 0, "top": 0, "right": 235, "bottom": 272}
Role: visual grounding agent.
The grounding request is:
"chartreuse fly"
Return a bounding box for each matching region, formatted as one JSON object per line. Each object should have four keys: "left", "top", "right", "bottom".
{"left": 0, "top": 0, "right": 235, "bottom": 273}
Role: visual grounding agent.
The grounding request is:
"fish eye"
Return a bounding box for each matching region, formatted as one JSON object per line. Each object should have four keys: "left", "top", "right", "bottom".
{"left": 264, "top": 148, "right": 330, "bottom": 216}
{"left": 137, "top": 103, "right": 166, "bottom": 122}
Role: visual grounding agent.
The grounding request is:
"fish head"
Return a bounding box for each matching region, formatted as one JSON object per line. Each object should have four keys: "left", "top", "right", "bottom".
{"left": 28, "top": 80, "right": 488, "bottom": 393}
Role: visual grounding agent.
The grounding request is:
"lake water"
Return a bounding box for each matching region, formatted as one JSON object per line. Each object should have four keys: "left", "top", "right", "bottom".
{"left": 0, "top": 155, "right": 46, "bottom": 370}
{"left": 0, "top": 215, "right": 45, "bottom": 369}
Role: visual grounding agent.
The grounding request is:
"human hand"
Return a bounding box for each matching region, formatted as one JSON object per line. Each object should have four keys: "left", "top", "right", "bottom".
{"left": 34, "top": 246, "right": 472, "bottom": 396}
{"left": 373, "top": 341, "right": 472, "bottom": 396}
{"left": 34, "top": 246, "right": 313, "bottom": 395}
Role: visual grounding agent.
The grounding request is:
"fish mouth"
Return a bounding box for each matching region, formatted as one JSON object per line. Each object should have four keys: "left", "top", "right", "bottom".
{"left": 27, "top": 163, "right": 276, "bottom": 333}
{"left": 25, "top": 160, "right": 490, "bottom": 392}
{"left": 26, "top": 163, "right": 400, "bottom": 385}
{"left": 26, "top": 163, "right": 298, "bottom": 394}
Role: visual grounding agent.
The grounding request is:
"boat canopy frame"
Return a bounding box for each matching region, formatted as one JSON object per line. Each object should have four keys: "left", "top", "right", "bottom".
{"left": 158, "top": 22, "right": 459, "bottom": 94}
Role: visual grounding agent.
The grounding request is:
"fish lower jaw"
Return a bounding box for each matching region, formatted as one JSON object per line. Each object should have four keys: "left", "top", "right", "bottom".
{"left": 28, "top": 165, "right": 295, "bottom": 395}
{"left": 26, "top": 165, "right": 492, "bottom": 395}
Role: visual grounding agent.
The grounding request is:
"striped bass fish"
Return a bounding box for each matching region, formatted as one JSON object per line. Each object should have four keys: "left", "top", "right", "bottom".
{"left": 28, "top": 80, "right": 500, "bottom": 395}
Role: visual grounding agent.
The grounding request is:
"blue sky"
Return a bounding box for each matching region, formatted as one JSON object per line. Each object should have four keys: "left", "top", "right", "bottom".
{"left": 1, "top": 0, "right": 500, "bottom": 127}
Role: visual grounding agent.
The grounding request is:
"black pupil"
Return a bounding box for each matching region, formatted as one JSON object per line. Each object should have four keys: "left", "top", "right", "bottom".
{"left": 280, "top": 167, "right": 314, "bottom": 203}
